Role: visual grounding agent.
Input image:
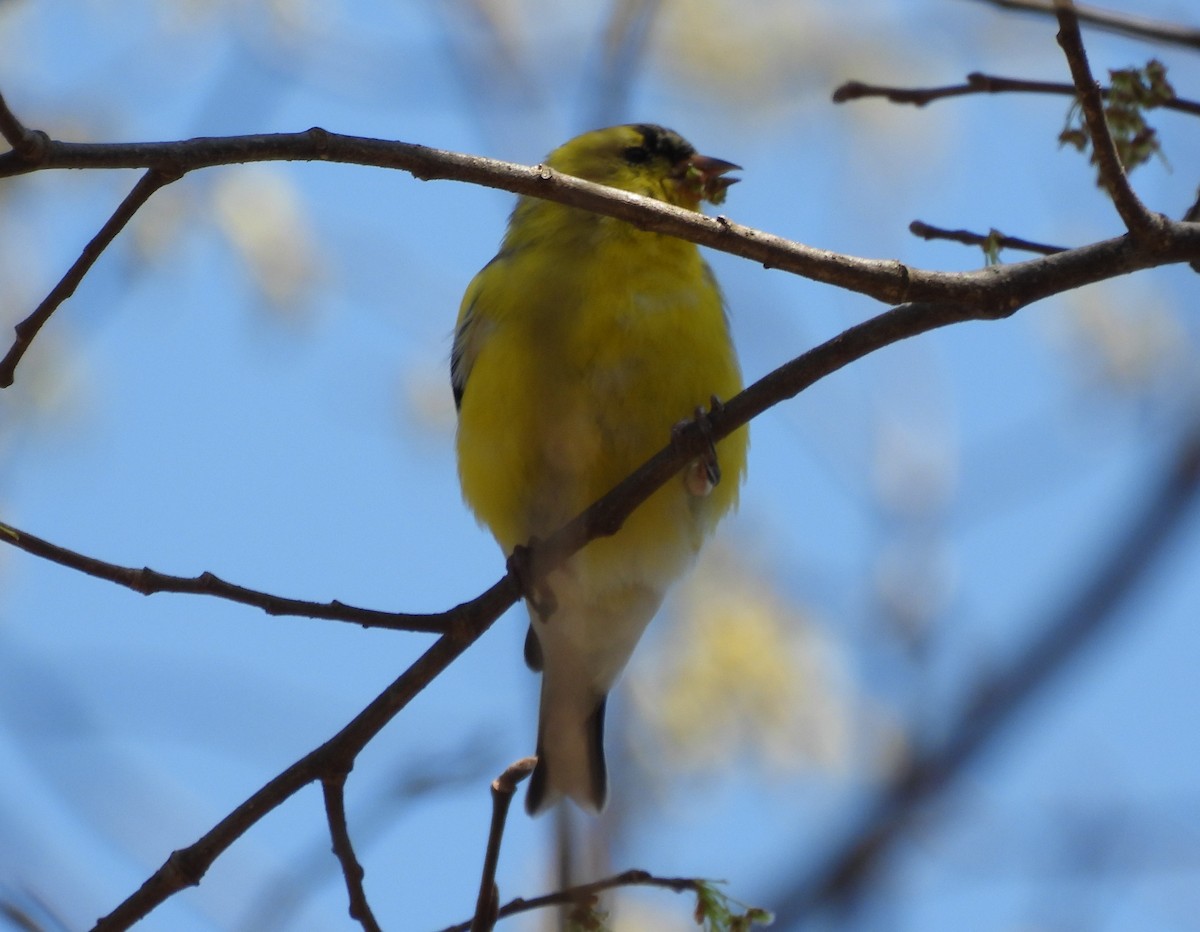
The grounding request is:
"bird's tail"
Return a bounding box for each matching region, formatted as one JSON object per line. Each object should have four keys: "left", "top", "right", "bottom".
{"left": 521, "top": 581, "right": 663, "bottom": 815}
{"left": 525, "top": 676, "right": 608, "bottom": 816}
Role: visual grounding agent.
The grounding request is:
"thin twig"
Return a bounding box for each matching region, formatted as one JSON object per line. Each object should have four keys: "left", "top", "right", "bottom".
{"left": 469, "top": 758, "right": 536, "bottom": 932}
{"left": 238, "top": 742, "right": 497, "bottom": 931}
{"left": 972, "top": 0, "right": 1200, "bottom": 51}
{"left": 0, "top": 521, "right": 450, "bottom": 633}
{"left": 835, "top": 73, "right": 1068, "bottom": 106}
{"left": 1054, "top": 1, "right": 1162, "bottom": 239}
{"left": 909, "top": 220, "right": 1066, "bottom": 256}
{"left": 0, "top": 168, "right": 179, "bottom": 388}
{"left": 322, "top": 773, "right": 383, "bottom": 932}
{"left": 834, "top": 71, "right": 1200, "bottom": 118}
{"left": 441, "top": 870, "right": 704, "bottom": 932}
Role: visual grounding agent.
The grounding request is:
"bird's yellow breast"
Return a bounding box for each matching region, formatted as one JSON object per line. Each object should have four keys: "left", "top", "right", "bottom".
{"left": 456, "top": 213, "right": 747, "bottom": 592}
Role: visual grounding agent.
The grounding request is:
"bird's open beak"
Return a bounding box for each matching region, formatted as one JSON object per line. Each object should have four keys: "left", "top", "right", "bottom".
{"left": 681, "top": 154, "right": 741, "bottom": 206}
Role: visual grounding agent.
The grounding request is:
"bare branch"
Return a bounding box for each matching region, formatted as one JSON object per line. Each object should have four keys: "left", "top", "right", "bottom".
{"left": 470, "top": 759, "right": 536, "bottom": 932}
{"left": 237, "top": 740, "right": 497, "bottom": 931}
{"left": 442, "top": 870, "right": 704, "bottom": 932}
{"left": 0, "top": 168, "right": 178, "bottom": 388}
{"left": 835, "top": 73, "right": 1064, "bottom": 106}
{"left": 834, "top": 71, "right": 1200, "bottom": 117}
{"left": 0, "top": 127, "right": 915, "bottom": 304}
{"left": 1054, "top": 1, "right": 1164, "bottom": 239}
{"left": 0, "top": 521, "right": 450, "bottom": 633}
{"left": 909, "top": 220, "right": 1066, "bottom": 256}
{"left": 972, "top": 0, "right": 1200, "bottom": 51}
{"left": 0, "top": 137, "right": 1178, "bottom": 298}
{"left": 322, "top": 774, "right": 382, "bottom": 932}
{"left": 91, "top": 573, "right": 518, "bottom": 931}
{"left": 0, "top": 93, "right": 1198, "bottom": 386}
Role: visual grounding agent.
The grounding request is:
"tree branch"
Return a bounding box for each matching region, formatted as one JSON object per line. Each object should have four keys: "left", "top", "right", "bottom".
{"left": 1, "top": 90, "right": 1199, "bottom": 388}
{"left": 322, "top": 773, "right": 382, "bottom": 932}
{"left": 442, "top": 870, "right": 705, "bottom": 932}
{"left": 909, "top": 220, "right": 1066, "bottom": 256}
{"left": 0, "top": 109, "right": 910, "bottom": 305}
{"left": 0, "top": 168, "right": 178, "bottom": 387}
{"left": 971, "top": 0, "right": 1200, "bottom": 51}
{"left": 91, "top": 573, "right": 518, "bottom": 931}
{"left": 0, "top": 520, "right": 451, "bottom": 633}
{"left": 235, "top": 744, "right": 496, "bottom": 931}
{"left": 1054, "top": 1, "right": 1163, "bottom": 240}
{"left": 470, "top": 758, "right": 536, "bottom": 932}
{"left": 834, "top": 71, "right": 1200, "bottom": 117}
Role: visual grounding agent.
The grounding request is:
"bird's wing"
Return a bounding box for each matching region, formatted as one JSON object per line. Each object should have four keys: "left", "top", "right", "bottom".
{"left": 451, "top": 256, "right": 502, "bottom": 411}
{"left": 450, "top": 295, "right": 477, "bottom": 411}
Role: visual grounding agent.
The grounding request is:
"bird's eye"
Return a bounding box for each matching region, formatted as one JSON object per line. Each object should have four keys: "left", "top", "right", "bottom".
{"left": 623, "top": 145, "right": 649, "bottom": 164}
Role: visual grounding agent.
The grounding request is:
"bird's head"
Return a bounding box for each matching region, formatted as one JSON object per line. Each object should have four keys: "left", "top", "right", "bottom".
{"left": 545, "top": 123, "right": 739, "bottom": 210}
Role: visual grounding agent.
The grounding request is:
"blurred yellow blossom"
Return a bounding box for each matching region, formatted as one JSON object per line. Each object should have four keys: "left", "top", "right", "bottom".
{"left": 632, "top": 547, "right": 850, "bottom": 775}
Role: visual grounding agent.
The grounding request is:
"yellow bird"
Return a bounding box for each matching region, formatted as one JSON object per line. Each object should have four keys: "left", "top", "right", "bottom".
{"left": 453, "top": 124, "right": 748, "bottom": 814}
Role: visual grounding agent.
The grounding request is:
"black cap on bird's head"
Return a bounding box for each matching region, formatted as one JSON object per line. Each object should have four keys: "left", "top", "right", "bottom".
{"left": 544, "top": 123, "right": 740, "bottom": 209}
{"left": 625, "top": 123, "right": 740, "bottom": 206}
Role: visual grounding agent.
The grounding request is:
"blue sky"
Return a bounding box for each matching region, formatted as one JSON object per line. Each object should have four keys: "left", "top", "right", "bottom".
{"left": 2, "top": 2, "right": 1200, "bottom": 930}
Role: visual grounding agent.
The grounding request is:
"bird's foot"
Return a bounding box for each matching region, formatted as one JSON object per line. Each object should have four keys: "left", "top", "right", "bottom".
{"left": 673, "top": 397, "right": 723, "bottom": 497}
{"left": 507, "top": 539, "right": 559, "bottom": 619}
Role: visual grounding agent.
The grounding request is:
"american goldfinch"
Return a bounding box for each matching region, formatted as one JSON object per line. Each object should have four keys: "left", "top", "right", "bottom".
{"left": 453, "top": 124, "right": 748, "bottom": 814}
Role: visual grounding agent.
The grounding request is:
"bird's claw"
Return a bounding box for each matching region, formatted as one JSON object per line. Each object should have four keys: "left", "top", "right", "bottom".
{"left": 507, "top": 540, "right": 559, "bottom": 619}
{"left": 673, "top": 397, "right": 723, "bottom": 498}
